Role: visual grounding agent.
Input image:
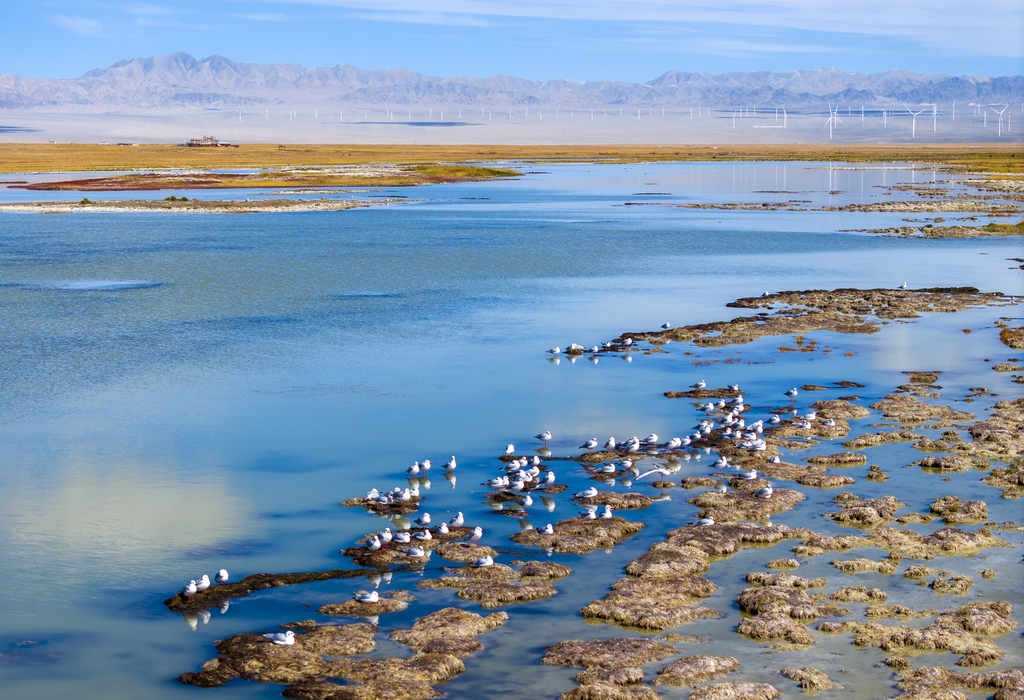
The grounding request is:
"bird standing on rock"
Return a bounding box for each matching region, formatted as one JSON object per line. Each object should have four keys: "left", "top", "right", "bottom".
{"left": 195, "top": 574, "right": 211, "bottom": 592}
{"left": 576, "top": 486, "right": 598, "bottom": 499}
{"left": 754, "top": 483, "right": 774, "bottom": 499}
{"left": 216, "top": 569, "right": 229, "bottom": 584}
{"left": 469, "top": 526, "right": 483, "bottom": 543}
{"left": 535, "top": 431, "right": 552, "bottom": 443}
{"left": 182, "top": 580, "right": 198, "bottom": 597}
{"left": 785, "top": 388, "right": 798, "bottom": 399}
{"left": 604, "top": 437, "right": 617, "bottom": 451}
{"left": 449, "top": 512, "right": 464, "bottom": 526}
{"left": 415, "top": 513, "right": 432, "bottom": 527}
{"left": 580, "top": 438, "right": 598, "bottom": 451}
{"left": 264, "top": 631, "right": 296, "bottom": 646}
{"left": 367, "top": 536, "right": 382, "bottom": 551}
{"left": 505, "top": 444, "right": 515, "bottom": 456}
{"left": 692, "top": 516, "right": 715, "bottom": 526}
{"left": 354, "top": 590, "right": 379, "bottom": 603}
{"left": 539, "top": 524, "right": 554, "bottom": 535}
{"left": 691, "top": 380, "right": 706, "bottom": 390}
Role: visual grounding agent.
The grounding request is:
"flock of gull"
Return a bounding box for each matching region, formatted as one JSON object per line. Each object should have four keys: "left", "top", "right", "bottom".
{"left": 177, "top": 357, "right": 824, "bottom": 622}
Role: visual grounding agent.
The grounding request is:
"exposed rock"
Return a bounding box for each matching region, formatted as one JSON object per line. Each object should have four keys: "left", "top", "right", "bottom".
{"left": 809, "top": 399, "right": 870, "bottom": 419}
{"left": 417, "top": 562, "right": 565, "bottom": 608}
{"left": 895, "top": 665, "right": 1024, "bottom": 698}
{"left": 165, "top": 570, "right": 376, "bottom": 613}
{"left": 575, "top": 491, "right": 654, "bottom": 510}
{"left": 982, "top": 460, "right": 1024, "bottom": 499}
{"left": 745, "top": 572, "right": 826, "bottom": 589}
{"left": 913, "top": 455, "right": 988, "bottom": 473}
{"left": 652, "top": 655, "right": 740, "bottom": 687}
{"left": 433, "top": 542, "right": 497, "bottom": 563}
{"left": 580, "top": 576, "right": 723, "bottom": 630}
{"left": 929, "top": 575, "right": 974, "bottom": 595}
{"left": 388, "top": 607, "right": 508, "bottom": 656}
{"left": 830, "top": 558, "right": 899, "bottom": 575}
{"left": 767, "top": 559, "right": 801, "bottom": 569}
{"left": 865, "top": 605, "right": 937, "bottom": 621}
{"left": 687, "top": 484, "right": 805, "bottom": 522}
{"left": 667, "top": 523, "right": 807, "bottom": 557}
{"left": 869, "top": 394, "right": 975, "bottom": 425}
{"left": 319, "top": 595, "right": 410, "bottom": 617}
{"left": 818, "top": 601, "right": 1018, "bottom": 667}
{"left": 807, "top": 452, "right": 867, "bottom": 466}
{"left": 574, "top": 667, "right": 646, "bottom": 686}
{"left": 825, "top": 492, "right": 906, "bottom": 526}
{"left": 866, "top": 526, "right": 1008, "bottom": 559}
{"left": 736, "top": 576, "right": 848, "bottom": 646}
{"left": 680, "top": 477, "right": 721, "bottom": 489}
{"left": 828, "top": 586, "right": 887, "bottom": 603}
{"left": 980, "top": 568, "right": 997, "bottom": 579}
{"left": 865, "top": 464, "right": 889, "bottom": 482}
{"left": 510, "top": 517, "right": 645, "bottom": 554}
{"left": 843, "top": 431, "right": 925, "bottom": 449}
{"left": 903, "top": 565, "right": 948, "bottom": 580}
{"left": 687, "top": 681, "right": 780, "bottom": 700}
{"left": 779, "top": 667, "right": 842, "bottom": 693}
{"left": 929, "top": 496, "right": 988, "bottom": 524}
{"left": 542, "top": 638, "right": 676, "bottom": 669}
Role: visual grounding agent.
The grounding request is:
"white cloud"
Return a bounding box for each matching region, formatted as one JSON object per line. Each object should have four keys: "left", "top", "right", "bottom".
{"left": 52, "top": 13, "right": 106, "bottom": 37}
{"left": 265, "top": 0, "right": 1024, "bottom": 57}
{"left": 238, "top": 12, "right": 292, "bottom": 21}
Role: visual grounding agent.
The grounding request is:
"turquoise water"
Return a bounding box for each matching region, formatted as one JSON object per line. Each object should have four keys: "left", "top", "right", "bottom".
{"left": 0, "top": 163, "right": 1021, "bottom": 699}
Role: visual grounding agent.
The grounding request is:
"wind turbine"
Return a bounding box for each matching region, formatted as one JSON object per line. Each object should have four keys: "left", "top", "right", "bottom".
{"left": 931, "top": 103, "right": 936, "bottom": 133}
{"left": 904, "top": 104, "right": 926, "bottom": 139}
{"left": 782, "top": 106, "right": 787, "bottom": 128}
{"left": 989, "top": 104, "right": 1009, "bottom": 137}
{"left": 951, "top": 99, "right": 956, "bottom": 122}
{"left": 825, "top": 101, "right": 842, "bottom": 139}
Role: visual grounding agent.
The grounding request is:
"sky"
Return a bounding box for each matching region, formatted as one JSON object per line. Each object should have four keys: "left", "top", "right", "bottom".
{"left": 3, "top": 0, "right": 1023, "bottom": 81}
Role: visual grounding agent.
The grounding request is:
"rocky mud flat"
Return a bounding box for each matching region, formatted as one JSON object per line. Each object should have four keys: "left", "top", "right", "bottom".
{"left": 0, "top": 197, "right": 379, "bottom": 214}
{"left": 169, "top": 285, "right": 1023, "bottom": 700}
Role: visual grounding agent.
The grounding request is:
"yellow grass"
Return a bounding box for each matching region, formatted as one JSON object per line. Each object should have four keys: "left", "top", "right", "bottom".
{"left": 1, "top": 142, "right": 1021, "bottom": 173}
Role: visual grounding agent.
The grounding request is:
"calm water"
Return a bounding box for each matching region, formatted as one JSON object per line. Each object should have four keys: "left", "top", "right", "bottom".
{"left": 0, "top": 163, "right": 1021, "bottom": 699}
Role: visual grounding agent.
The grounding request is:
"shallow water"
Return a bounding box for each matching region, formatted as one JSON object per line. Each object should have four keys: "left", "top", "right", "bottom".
{"left": 0, "top": 162, "right": 1021, "bottom": 699}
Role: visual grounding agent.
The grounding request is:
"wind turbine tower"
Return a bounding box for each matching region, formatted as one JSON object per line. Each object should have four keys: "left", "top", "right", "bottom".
{"left": 904, "top": 105, "right": 926, "bottom": 139}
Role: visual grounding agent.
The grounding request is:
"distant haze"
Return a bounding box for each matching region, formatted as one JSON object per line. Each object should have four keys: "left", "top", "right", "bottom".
{"left": 2, "top": 52, "right": 1022, "bottom": 111}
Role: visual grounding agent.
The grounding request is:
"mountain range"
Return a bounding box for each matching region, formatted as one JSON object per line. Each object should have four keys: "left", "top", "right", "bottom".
{"left": 1, "top": 52, "right": 1021, "bottom": 110}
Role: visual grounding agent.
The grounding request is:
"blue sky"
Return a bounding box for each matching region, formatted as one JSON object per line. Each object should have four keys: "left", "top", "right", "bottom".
{"left": 4, "top": 0, "right": 1023, "bottom": 80}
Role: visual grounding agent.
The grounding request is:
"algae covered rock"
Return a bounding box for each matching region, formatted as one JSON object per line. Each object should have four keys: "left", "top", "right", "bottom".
{"left": 779, "top": 667, "right": 842, "bottom": 693}
{"left": 417, "top": 562, "right": 563, "bottom": 608}
{"left": 652, "top": 655, "right": 740, "bottom": 687}
{"left": 542, "top": 638, "right": 677, "bottom": 669}
{"left": 825, "top": 492, "right": 907, "bottom": 526}
{"left": 179, "top": 622, "right": 377, "bottom": 688}
{"left": 828, "top": 585, "right": 887, "bottom": 603}
{"left": 165, "top": 569, "right": 376, "bottom": 613}
{"left": 575, "top": 491, "right": 654, "bottom": 510}
{"left": 844, "top": 431, "right": 924, "bottom": 449}
{"left": 830, "top": 557, "right": 899, "bottom": 575}
{"left": 318, "top": 595, "right": 410, "bottom": 617}
{"left": 807, "top": 452, "right": 867, "bottom": 466}
{"left": 809, "top": 399, "right": 870, "bottom": 419}
{"left": 929, "top": 496, "right": 988, "bottom": 524}
{"left": 511, "top": 516, "right": 645, "bottom": 554}
{"left": 687, "top": 681, "right": 780, "bottom": 700}
{"left": 388, "top": 607, "right": 507, "bottom": 656}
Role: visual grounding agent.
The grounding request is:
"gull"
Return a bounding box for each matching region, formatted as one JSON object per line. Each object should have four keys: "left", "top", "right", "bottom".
{"left": 264, "top": 631, "right": 295, "bottom": 646}
{"left": 509, "top": 479, "right": 526, "bottom": 491}
{"left": 603, "top": 342, "right": 613, "bottom": 349}
{"left": 732, "top": 396, "right": 745, "bottom": 405}
{"left": 625, "top": 442, "right": 639, "bottom": 453}
{"left": 449, "top": 512, "right": 465, "bottom": 526}
{"left": 421, "top": 460, "right": 431, "bottom": 471}
{"left": 505, "top": 444, "right": 515, "bottom": 456}
{"left": 182, "top": 580, "right": 198, "bottom": 597}
{"left": 403, "top": 546, "right": 427, "bottom": 558}
{"left": 520, "top": 493, "right": 534, "bottom": 507}
{"left": 535, "top": 431, "right": 552, "bottom": 443}
{"left": 899, "top": 282, "right": 907, "bottom": 289}
{"left": 635, "top": 467, "right": 672, "bottom": 480}
{"left": 769, "top": 414, "right": 781, "bottom": 425}
{"left": 397, "top": 489, "right": 412, "bottom": 502}
{"left": 196, "top": 575, "right": 211, "bottom": 592}
{"left": 595, "top": 464, "right": 617, "bottom": 474}
{"left": 379, "top": 528, "right": 393, "bottom": 544}
{"left": 623, "top": 338, "right": 633, "bottom": 346}
{"left": 804, "top": 411, "right": 817, "bottom": 421}
{"left": 692, "top": 516, "right": 715, "bottom": 526}
{"left": 579, "top": 438, "right": 598, "bottom": 451}
{"left": 680, "top": 437, "right": 692, "bottom": 447}
{"left": 604, "top": 437, "right": 617, "bottom": 451}
{"left": 367, "top": 535, "right": 382, "bottom": 550}
{"left": 469, "top": 526, "right": 483, "bottom": 543}
{"left": 539, "top": 523, "right": 555, "bottom": 535}
{"left": 524, "top": 466, "right": 541, "bottom": 479}
{"left": 762, "top": 291, "right": 770, "bottom": 297}
{"left": 785, "top": 388, "right": 798, "bottom": 399}
{"left": 579, "top": 509, "right": 597, "bottom": 519}
{"left": 599, "top": 505, "right": 614, "bottom": 519}
{"left": 753, "top": 483, "right": 774, "bottom": 499}
{"left": 415, "top": 513, "right": 432, "bottom": 527}
{"left": 414, "top": 530, "right": 432, "bottom": 541}
{"left": 443, "top": 456, "right": 457, "bottom": 471}
{"left": 728, "top": 384, "right": 740, "bottom": 391}
{"left": 407, "top": 462, "right": 420, "bottom": 476}
{"left": 364, "top": 488, "right": 380, "bottom": 501}
{"left": 713, "top": 456, "right": 729, "bottom": 469}
{"left": 717, "top": 399, "right": 727, "bottom": 409}
{"left": 590, "top": 346, "right": 600, "bottom": 353}
{"left": 740, "top": 469, "right": 758, "bottom": 480}
{"left": 436, "top": 522, "right": 450, "bottom": 535}
{"left": 663, "top": 437, "right": 682, "bottom": 450}
{"left": 532, "top": 455, "right": 542, "bottom": 466}
{"left": 541, "top": 470, "right": 556, "bottom": 485}
{"left": 547, "top": 347, "right": 560, "bottom": 355}
{"left": 354, "top": 590, "right": 379, "bottom": 603}
{"left": 393, "top": 531, "right": 412, "bottom": 544}
{"left": 216, "top": 569, "right": 229, "bottom": 584}
{"left": 701, "top": 403, "right": 716, "bottom": 413}
{"left": 768, "top": 456, "right": 781, "bottom": 464}
{"left": 821, "top": 418, "right": 836, "bottom": 427}
{"left": 641, "top": 433, "right": 659, "bottom": 445}
{"left": 576, "top": 486, "right": 598, "bottom": 499}
{"left": 662, "top": 322, "right": 671, "bottom": 329}
{"left": 691, "top": 380, "right": 707, "bottom": 390}
{"left": 487, "top": 476, "right": 508, "bottom": 488}
{"left": 471, "top": 555, "right": 494, "bottom": 568}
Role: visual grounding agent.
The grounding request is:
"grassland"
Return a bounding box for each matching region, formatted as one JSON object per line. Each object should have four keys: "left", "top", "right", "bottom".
{"left": 1, "top": 143, "right": 1022, "bottom": 174}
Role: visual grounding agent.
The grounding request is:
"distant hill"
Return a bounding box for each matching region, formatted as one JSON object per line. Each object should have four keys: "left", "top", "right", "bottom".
{"left": 1, "top": 52, "right": 1021, "bottom": 110}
